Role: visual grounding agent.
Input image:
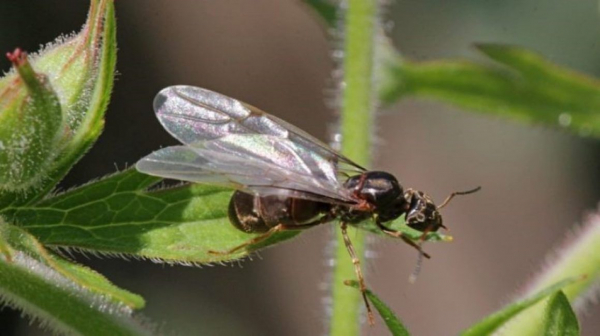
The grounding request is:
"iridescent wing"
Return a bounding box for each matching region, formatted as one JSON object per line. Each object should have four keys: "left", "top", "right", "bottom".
{"left": 136, "top": 86, "right": 364, "bottom": 203}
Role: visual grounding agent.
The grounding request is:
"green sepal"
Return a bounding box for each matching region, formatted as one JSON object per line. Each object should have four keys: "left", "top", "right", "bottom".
{"left": 0, "top": 50, "right": 62, "bottom": 190}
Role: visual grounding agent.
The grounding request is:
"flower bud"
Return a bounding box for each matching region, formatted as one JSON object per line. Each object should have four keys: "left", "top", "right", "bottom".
{"left": 0, "top": 0, "right": 115, "bottom": 193}
{"left": 0, "top": 50, "right": 62, "bottom": 190}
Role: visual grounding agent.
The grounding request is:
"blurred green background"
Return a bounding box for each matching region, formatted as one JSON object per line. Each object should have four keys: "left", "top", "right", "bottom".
{"left": 1, "top": 1, "right": 600, "bottom": 335}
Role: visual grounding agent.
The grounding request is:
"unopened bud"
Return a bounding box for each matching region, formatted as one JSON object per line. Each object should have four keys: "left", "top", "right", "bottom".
{"left": 0, "top": 0, "right": 116, "bottom": 193}
{"left": 0, "top": 49, "right": 62, "bottom": 190}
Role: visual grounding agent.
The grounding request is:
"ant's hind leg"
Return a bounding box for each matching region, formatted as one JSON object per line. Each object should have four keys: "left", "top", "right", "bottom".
{"left": 209, "top": 224, "right": 287, "bottom": 256}
{"left": 209, "top": 216, "right": 331, "bottom": 256}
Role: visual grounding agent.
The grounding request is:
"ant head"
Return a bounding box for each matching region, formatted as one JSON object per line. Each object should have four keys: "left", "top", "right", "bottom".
{"left": 404, "top": 186, "right": 481, "bottom": 233}
{"left": 405, "top": 186, "right": 480, "bottom": 283}
{"left": 404, "top": 190, "right": 443, "bottom": 232}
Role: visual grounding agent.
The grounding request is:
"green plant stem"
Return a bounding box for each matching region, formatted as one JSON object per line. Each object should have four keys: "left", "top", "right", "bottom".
{"left": 329, "top": 0, "right": 377, "bottom": 335}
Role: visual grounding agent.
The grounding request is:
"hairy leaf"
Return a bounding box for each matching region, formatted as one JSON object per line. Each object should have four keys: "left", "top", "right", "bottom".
{"left": 542, "top": 291, "right": 580, "bottom": 336}
{"left": 302, "top": 0, "right": 337, "bottom": 26}
{"left": 461, "top": 277, "right": 580, "bottom": 336}
{"left": 3, "top": 169, "right": 299, "bottom": 263}
{"left": 345, "top": 280, "right": 410, "bottom": 336}
{"left": 381, "top": 44, "right": 600, "bottom": 138}
{"left": 0, "top": 221, "right": 149, "bottom": 336}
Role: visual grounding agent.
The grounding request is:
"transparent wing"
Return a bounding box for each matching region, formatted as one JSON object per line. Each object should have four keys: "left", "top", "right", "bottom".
{"left": 136, "top": 145, "right": 356, "bottom": 204}
{"left": 153, "top": 85, "right": 365, "bottom": 177}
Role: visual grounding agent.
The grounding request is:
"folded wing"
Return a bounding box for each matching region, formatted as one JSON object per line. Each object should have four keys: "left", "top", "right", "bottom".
{"left": 137, "top": 86, "right": 365, "bottom": 203}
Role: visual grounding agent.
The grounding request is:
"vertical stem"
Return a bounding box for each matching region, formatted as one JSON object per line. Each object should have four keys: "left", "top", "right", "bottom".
{"left": 329, "top": 0, "right": 377, "bottom": 335}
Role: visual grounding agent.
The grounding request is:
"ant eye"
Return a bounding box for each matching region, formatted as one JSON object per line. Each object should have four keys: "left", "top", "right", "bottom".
{"left": 416, "top": 213, "right": 426, "bottom": 222}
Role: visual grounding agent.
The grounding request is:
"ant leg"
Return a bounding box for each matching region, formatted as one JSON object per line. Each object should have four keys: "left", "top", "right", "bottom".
{"left": 209, "top": 224, "right": 286, "bottom": 256}
{"left": 374, "top": 218, "right": 431, "bottom": 259}
{"left": 340, "top": 222, "right": 375, "bottom": 326}
{"left": 375, "top": 218, "right": 431, "bottom": 282}
{"left": 417, "top": 226, "right": 434, "bottom": 243}
{"left": 209, "top": 216, "right": 331, "bottom": 256}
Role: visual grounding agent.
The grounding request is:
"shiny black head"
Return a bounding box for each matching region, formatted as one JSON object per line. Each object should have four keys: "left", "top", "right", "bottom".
{"left": 403, "top": 186, "right": 482, "bottom": 233}
{"left": 404, "top": 190, "right": 443, "bottom": 232}
{"left": 344, "top": 171, "right": 408, "bottom": 222}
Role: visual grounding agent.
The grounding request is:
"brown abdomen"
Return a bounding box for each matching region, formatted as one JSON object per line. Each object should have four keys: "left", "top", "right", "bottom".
{"left": 228, "top": 191, "right": 331, "bottom": 233}
{"left": 228, "top": 191, "right": 269, "bottom": 233}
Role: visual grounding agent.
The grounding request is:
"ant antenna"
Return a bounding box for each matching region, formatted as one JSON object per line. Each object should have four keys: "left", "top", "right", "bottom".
{"left": 437, "top": 186, "right": 481, "bottom": 210}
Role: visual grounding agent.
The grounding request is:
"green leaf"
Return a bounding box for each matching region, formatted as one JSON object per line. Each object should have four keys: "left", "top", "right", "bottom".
{"left": 0, "top": 220, "right": 143, "bottom": 309}
{"left": 0, "top": 221, "right": 149, "bottom": 336}
{"left": 542, "top": 290, "right": 580, "bottom": 336}
{"left": 2, "top": 169, "right": 301, "bottom": 264}
{"left": 381, "top": 44, "right": 600, "bottom": 138}
{"left": 356, "top": 218, "right": 449, "bottom": 242}
{"left": 302, "top": 0, "right": 337, "bottom": 26}
{"left": 461, "top": 277, "right": 580, "bottom": 336}
{"left": 344, "top": 280, "right": 410, "bottom": 336}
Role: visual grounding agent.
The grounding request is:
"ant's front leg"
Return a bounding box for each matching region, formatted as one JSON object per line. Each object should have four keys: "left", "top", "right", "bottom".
{"left": 374, "top": 216, "right": 431, "bottom": 259}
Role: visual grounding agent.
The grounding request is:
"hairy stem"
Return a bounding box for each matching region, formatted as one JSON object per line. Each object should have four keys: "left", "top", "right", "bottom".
{"left": 329, "top": 0, "right": 377, "bottom": 335}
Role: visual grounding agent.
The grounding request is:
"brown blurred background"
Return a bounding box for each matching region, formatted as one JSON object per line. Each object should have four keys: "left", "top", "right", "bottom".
{"left": 1, "top": 1, "right": 600, "bottom": 335}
